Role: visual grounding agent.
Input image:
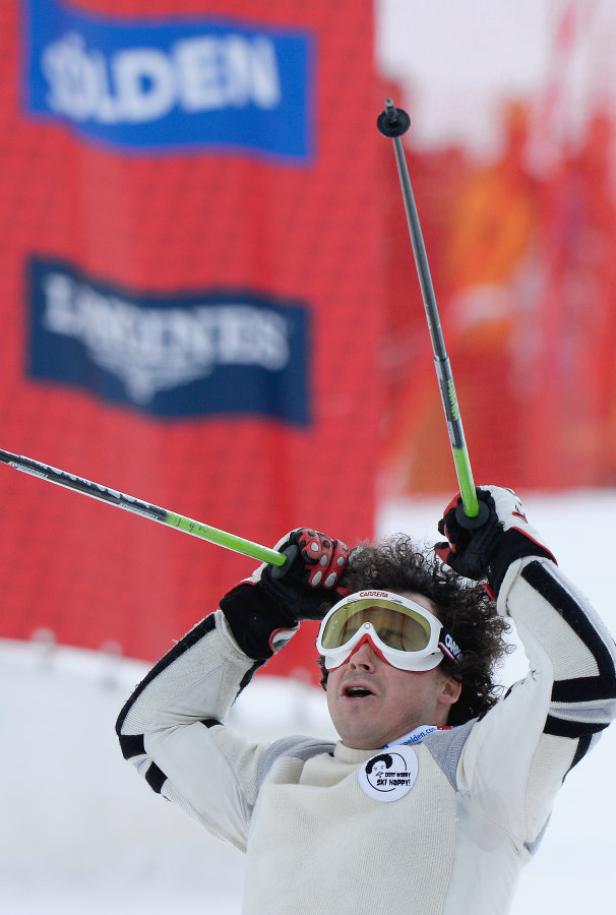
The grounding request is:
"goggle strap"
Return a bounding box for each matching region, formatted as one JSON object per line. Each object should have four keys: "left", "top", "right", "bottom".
{"left": 438, "top": 626, "right": 464, "bottom": 667}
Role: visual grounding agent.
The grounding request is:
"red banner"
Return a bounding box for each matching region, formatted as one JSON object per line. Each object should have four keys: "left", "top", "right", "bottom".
{"left": 0, "top": 0, "right": 385, "bottom": 681}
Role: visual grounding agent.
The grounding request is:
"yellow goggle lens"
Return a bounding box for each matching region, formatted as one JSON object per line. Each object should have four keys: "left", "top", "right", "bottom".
{"left": 320, "top": 599, "right": 432, "bottom": 653}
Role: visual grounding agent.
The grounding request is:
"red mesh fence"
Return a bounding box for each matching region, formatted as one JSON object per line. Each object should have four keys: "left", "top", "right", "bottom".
{"left": 0, "top": 0, "right": 386, "bottom": 681}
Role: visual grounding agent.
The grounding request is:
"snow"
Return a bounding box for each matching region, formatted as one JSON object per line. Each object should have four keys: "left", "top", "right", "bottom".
{"left": 3, "top": 491, "right": 615, "bottom": 914}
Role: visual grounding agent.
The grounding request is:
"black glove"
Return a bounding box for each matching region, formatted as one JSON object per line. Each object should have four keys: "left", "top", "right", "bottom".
{"left": 220, "top": 529, "right": 350, "bottom": 659}
{"left": 435, "top": 486, "right": 556, "bottom": 592}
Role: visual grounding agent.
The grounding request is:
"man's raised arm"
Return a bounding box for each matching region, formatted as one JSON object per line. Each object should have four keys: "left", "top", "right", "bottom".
{"left": 115, "top": 529, "right": 349, "bottom": 849}
{"left": 436, "top": 486, "right": 616, "bottom": 845}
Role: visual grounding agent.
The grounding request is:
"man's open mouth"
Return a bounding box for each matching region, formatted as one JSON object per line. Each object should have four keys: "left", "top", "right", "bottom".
{"left": 342, "top": 685, "right": 375, "bottom": 698}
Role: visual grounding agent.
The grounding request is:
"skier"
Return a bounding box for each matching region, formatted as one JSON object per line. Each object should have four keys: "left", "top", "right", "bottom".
{"left": 116, "top": 486, "right": 616, "bottom": 915}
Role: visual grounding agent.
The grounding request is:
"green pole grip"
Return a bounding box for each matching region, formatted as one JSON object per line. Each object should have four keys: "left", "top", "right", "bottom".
{"left": 166, "top": 513, "right": 287, "bottom": 566}
{"left": 451, "top": 448, "right": 479, "bottom": 518}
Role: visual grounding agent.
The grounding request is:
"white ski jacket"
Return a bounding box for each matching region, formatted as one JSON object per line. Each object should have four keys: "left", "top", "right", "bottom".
{"left": 117, "top": 556, "right": 616, "bottom": 915}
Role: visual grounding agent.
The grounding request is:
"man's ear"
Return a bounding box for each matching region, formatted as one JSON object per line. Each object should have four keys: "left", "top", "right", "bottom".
{"left": 439, "top": 675, "right": 462, "bottom": 707}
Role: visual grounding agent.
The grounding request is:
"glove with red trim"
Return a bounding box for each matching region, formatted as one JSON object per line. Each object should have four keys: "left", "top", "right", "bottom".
{"left": 257, "top": 528, "right": 351, "bottom": 617}
{"left": 220, "top": 529, "right": 351, "bottom": 660}
{"left": 435, "top": 486, "right": 556, "bottom": 591}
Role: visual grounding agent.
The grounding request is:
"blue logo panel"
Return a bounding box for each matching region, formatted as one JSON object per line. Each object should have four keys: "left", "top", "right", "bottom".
{"left": 23, "top": 0, "right": 313, "bottom": 160}
{"left": 27, "top": 256, "right": 311, "bottom": 425}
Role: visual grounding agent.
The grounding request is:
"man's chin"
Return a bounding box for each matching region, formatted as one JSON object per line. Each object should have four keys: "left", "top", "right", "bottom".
{"left": 336, "top": 721, "right": 385, "bottom": 750}
{"left": 328, "top": 698, "right": 390, "bottom": 748}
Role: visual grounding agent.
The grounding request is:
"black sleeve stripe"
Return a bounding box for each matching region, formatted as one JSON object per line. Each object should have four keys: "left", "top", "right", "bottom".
{"left": 119, "top": 733, "right": 146, "bottom": 760}
{"left": 552, "top": 677, "right": 616, "bottom": 703}
{"left": 544, "top": 714, "right": 608, "bottom": 739}
{"left": 236, "top": 660, "right": 264, "bottom": 700}
{"left": 569, "top": 734, "right": 593, "bottom": 773}
{"left": 521, "top": 562, "right": 616, "bottom": 688}
{"left": 201, "top": 718, "right": 222, "bottom": 728}
{"left": 145, "top": 762, "right": 167, "bottom": 795}
{"left": 116, "top": 614, "right": 217, "bottom": 737}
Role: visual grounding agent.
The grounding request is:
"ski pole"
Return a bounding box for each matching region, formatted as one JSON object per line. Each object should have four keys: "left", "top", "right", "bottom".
{"left": 377, "top": 98, "right": 488, "bottom": 526}
{"left": 0, "top": 449, "right": 287, "bottom": 567}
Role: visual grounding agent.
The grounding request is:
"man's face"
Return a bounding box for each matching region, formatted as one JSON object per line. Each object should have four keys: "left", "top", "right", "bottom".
{"left": 325, "top": 592, "right": 461, "bottom": 750}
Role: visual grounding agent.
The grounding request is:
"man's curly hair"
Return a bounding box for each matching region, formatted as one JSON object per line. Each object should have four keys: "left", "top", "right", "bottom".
{"left": 318, "top": 535, "right": 512, "bottom": 725}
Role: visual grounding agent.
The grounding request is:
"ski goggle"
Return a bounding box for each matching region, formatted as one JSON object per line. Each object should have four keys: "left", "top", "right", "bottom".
{"left": 316, "top": 590, "right": 463, "bottom": 674}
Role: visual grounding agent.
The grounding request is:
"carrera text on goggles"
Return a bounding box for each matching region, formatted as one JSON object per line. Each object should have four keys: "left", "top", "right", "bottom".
{"left": 316, "top": 590, "right": 463, "bottom": 674}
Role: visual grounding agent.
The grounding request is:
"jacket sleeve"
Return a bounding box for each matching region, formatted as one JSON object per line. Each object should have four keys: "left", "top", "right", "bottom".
{"left": 457, "top": 555, "right": 616, "bottom": 849}
{"left": 115, "top": 610, "right": 271, "bottom": 852}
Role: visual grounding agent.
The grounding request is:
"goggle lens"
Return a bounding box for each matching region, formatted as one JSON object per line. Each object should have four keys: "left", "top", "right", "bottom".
{"left": 320, "top": 599, "right": 432, "bottom": 653}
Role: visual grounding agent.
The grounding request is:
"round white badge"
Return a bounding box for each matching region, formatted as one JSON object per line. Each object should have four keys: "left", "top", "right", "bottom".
{"left": 358, "top": 745, "right": 418, "bottom": 803}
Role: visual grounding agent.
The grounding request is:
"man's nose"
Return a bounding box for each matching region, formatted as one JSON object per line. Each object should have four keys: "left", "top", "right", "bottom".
{"left": 348, "top": 639, "right": 377, "bottom": 670}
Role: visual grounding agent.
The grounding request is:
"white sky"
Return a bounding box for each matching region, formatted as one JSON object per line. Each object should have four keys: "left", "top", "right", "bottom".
{"left": 376, "top": 0, "right": 552, "bottom": 152}
{"left": 377, "top": 0, "right": 616, "bottom": 164}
